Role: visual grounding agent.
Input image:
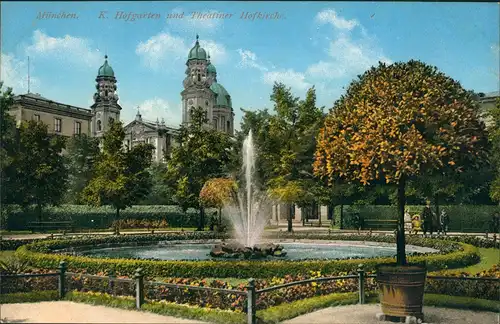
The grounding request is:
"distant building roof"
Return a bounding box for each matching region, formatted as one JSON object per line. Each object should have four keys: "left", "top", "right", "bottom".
{"left": 14, "top": 93, "right": 92, "bottom": 118}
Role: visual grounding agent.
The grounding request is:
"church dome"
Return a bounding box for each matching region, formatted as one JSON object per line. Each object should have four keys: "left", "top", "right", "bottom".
{"left": 210, "top": 82, "right": 232, "bottom": 107}
{"left": 207, "top": 63, "right": 217, "bottom": 74}
{"left": 188, "top": 35, "right": 207, "bottom": 61}
{"left": 98, "top": 55, "right": 115, "bottom": 77}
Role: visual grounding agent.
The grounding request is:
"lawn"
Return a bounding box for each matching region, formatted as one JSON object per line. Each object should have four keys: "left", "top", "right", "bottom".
{"left": 433, "top": 247, "right": 499, "bottom": 275}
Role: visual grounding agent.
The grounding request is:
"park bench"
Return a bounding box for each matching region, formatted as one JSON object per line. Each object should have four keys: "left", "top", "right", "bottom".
{"left": 361, "top": 219, "right": 398, "bottom": 231}
{"left": 28, "top": 221, "right": 74, "bottom": 233}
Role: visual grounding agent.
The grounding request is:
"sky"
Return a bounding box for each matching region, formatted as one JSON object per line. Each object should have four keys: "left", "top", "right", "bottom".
{"left": 1, "top": 2, "right": 499, "bottom": 130}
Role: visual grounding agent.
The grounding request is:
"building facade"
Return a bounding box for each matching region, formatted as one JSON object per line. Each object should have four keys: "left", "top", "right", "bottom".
{"left": 180, "top": 35, "right": 235, "bottom": 135}
{"left": 476, "top": 91, "right": 499, "bottom": 128}
{"left": 123, "top": 111, "right": 179, "bottom": 162}
{"left": 90, "top": 55, "right": 122, "bottom": 138}
{"left": 8, "top": 92, "right": 93, "bottom": 137}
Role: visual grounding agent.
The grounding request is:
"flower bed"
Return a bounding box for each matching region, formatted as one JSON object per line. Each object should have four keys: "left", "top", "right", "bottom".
{"left": 426, "top": 264, "right": 500, "bottom": 300}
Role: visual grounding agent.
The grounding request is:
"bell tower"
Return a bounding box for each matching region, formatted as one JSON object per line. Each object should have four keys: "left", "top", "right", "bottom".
{"left": 91, "top": 55, "right": 121, "bottom": 138}
{"left": 180, "top": 35, "right": 215, "bottom": 125}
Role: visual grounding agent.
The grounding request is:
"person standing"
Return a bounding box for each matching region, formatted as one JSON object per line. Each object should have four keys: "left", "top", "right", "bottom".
{"left": 439, "top": 210, "right": 450, "bottom": 235}
{"left": 422, "top": 200, "right": 434, "bottom": 237}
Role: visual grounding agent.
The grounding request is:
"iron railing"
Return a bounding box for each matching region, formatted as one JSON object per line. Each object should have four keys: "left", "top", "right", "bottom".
{"left": 1, "top": 261, "right": 499, "bottom": 324}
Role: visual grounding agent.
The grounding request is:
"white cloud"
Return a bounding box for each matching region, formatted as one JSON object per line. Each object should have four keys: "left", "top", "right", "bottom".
{"left": 237, "top": 49, "right": 268, "bottom": 72}
{"left": 315, "top": 9, "right": 359, "bottom": 31}
{"left": 25, "top": 30, "right": 101, "bottom": 68}
{"left": 120, "top": 97, "right": 181, "bottom": 127}
{"left": 0, "top": 52, "right": 41, "bottom": 94}
{"left": 307, "top": 9, "right": 392, "bottom": 80}
{"left": 136, "top": 32, "right": 188, "bottom": 70}
{"left": 136, "top": 32, "right": 227, "bottom": 70}
{"left": 306, "top": 61, "right": 347, "bottom": 80}
{"left": 262, "top": 69, "right": 311, "bottom": 91}
{"left": 167, "top": 8, "right": 225, "bottom": 32}
{"left": 199, "top": 40, "right": 227, "bottom": 64}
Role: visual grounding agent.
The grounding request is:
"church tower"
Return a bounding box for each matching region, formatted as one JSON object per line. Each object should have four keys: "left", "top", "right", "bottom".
{"left": 181, "top": 35, "right": 215, "bottom": 125}
{"left": 91, "top": 55, "right": 121, "bottom": 138}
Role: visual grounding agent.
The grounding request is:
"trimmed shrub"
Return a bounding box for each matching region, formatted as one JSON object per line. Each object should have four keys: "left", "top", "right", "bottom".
{"left": 15, "top": 233, "right": 479, "bottom": 279}
{"left": 337, "top": 205, "right": 498, "bottom": 232}
{"left": 3, "top": 205, "right": 215, "bottom": 230}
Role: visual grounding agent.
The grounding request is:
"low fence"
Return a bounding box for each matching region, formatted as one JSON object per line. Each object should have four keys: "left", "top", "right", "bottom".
{"left": 1, "top": 262, "right": 499, "bottom": 324}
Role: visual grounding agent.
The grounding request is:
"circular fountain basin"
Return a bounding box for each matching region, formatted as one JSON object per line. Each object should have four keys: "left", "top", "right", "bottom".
{"left": 75, "top": 240, "right": 438, "bottom": 261}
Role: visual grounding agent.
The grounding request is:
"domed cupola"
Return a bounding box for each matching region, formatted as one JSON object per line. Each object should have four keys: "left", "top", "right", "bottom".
{"left": 187, "top": 35, "right": 207, "bottom": 61}
{"left": 97, "top": 55, "right": 115, "bottom": 77}
{"left": 207, "top": 54, "right": 217, "bottom": 75}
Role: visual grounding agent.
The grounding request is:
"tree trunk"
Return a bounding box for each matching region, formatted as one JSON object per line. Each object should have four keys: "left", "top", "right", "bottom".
{"left": 36, "top": 203, "right": 42, "bottom": 223}
{"left": 340, "top": 203, "right": 344, "bottom": 229}
{"left": 317, "top": 203, "right": 322, "bottom": 227}
{"left": 115, "top": 208, "right": 120, "bottom": 235}
{"left": 397, "top": 179, "right": 407, "bottom": 266}
{"left": 288, "top": 204, "right": 293, "bottom": 232}
{"left": 198, "top": 207, "right": 205, "bottom": 231}
{"left": 434, "top": 193, "right": 440, "bottom": 233}
{"left": 218, "top": 207, "right": 222, "bottom": 227}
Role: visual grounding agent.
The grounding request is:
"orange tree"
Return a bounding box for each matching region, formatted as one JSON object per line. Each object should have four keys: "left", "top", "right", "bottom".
{"left": 313, "top": 60, "right": 489, "bottom": 265}
{"left": 199, "top": 177, "right": 237, "bottom": 226}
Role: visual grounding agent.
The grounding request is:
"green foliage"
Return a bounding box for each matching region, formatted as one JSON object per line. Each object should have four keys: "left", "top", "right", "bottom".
{"left": 0, "top": 83, "right": 18, "bottom": 206}
{"left": 6, "top": 120, "right": 68, "bottom": 221}
{"left": 0, "top": 255, "right": 30, "bottom": 274}
{"left": 166, "top": 106, "right": 234, "bottom": 229}
{"left": 82, "top": 121, "right": 154, "bottom": 227}
{"left": 2, "top": 204, "right": 205, "bottom": 231}
{"left": 16, "top": 233, "right": 478, "bottom": 279}
{"left": 0, "top": 290, "right": 59, "bottom": 304}
{"left": 139, "top": 163, "right": 174, "bottom": 205}
{"left": 64, "top": 134, "right": 100, "bottom": 204}
{"left": 488, "top": 98, "right": 500, "bottom": 201}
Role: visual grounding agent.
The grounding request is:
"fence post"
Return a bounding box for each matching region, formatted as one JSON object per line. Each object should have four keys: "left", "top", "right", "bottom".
{"left": 134, "top": 268, "right": 144, "bottom": 309}
{"left": 357, "top": 264, "right": 365, "bottom": 305}
{"left": 247, "top": 278, "right": 256, "bottom": 324}
{"left": 108, "top": 269, "right": 115, "bottom": 295}
{"left": 58, "top": 261, "right": 67, "bottom": 299}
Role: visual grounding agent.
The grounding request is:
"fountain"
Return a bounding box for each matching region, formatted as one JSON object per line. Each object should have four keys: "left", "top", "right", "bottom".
{"left": 210, "top": 131, "right": 285, "bottom": 259}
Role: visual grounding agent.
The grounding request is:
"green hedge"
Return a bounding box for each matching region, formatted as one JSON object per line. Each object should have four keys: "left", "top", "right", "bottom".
{"left": 15, "top": 233, "right": 480, "bottom": 279}
{"left": 3, "top": 205, "right": 216, "bottom": 230}
{"left": 336, "top": 205, "right": 498, "bottom": 232}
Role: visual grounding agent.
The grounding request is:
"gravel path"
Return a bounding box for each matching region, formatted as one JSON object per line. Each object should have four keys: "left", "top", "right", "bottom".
{"left": 282, "top": 304, "right": 499, "bottom": 324}
{"left": 0, "top": 301, "right": 208, "bottom": 323}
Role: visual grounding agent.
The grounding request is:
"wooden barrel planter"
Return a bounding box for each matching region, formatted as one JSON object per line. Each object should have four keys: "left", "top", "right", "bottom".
{"left": 376, "top": 263, "right": 427, "bottom": 320}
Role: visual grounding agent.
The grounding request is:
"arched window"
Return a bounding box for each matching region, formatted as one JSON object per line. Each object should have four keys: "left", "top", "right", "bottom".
{"left": 197, "top": 75, "right": 201, "bottom": 82}
{"left": 227, "top": 121, "right": 230, "bottom": 132}
{"left": 213, "top": 118, "right": 218, "bottom": 130}
{"left": 97, "top": 120, "right": 102, "bottom": 131}
{"left": 109, "top": 117, "right": 114, "bottom": 124}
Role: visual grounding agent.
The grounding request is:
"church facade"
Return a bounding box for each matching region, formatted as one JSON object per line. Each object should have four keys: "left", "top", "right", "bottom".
{"left": 180, "top": 35, "right": 235, "bottom": 135}
{"left": 8, "top": 35, "right": 235, "bottom": 162}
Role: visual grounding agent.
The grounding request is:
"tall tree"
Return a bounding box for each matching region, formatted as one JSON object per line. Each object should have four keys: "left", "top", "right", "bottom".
{"left": 199, "top": 177, "right": 237, "bottom": 226}
{"left": 64, "top": 134, "right": 100, "bottom": 204}
{"left": 314, "top": 60, "right": 489, "bottom": 265}
{"left": 266, "top": 83, "right": 324, "bottom": 232}
{"left": 10, "top": 121, "right": 68, "bottom": 221}
{"left": 165, "top": 106, "right": 234, "bottom": 230}
{"left": 488, "top": 98, "right": 500, "bottom": 202}
{"left": 82, "top": 121, "right": 154, "bottom": 234}
{"left": 0, "top": 83, "right": 18, "bottom": 206}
